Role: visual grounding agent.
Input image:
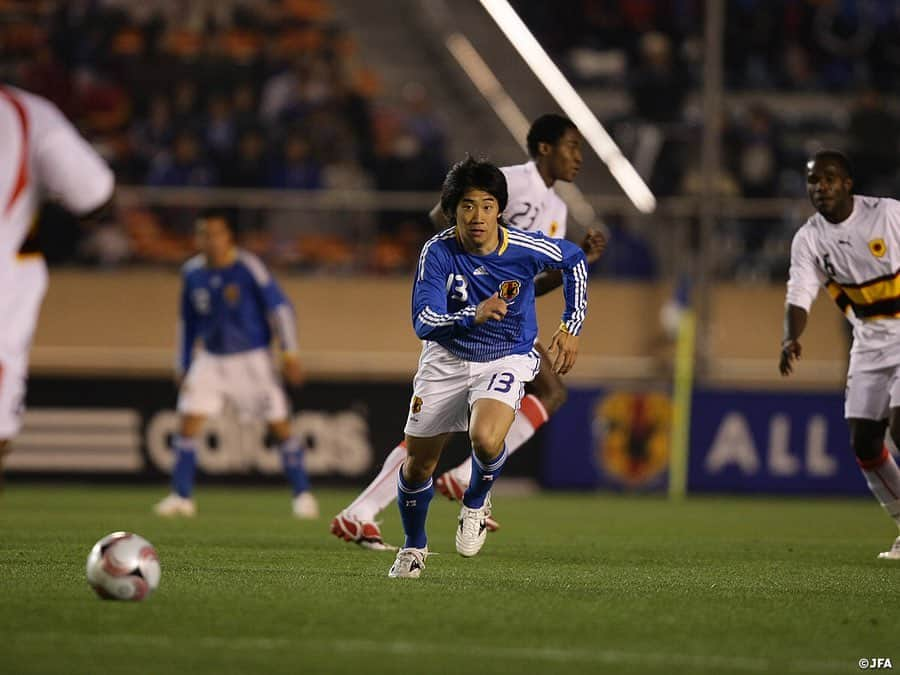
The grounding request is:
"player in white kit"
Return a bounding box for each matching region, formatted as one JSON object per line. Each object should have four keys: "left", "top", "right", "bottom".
{"left": 330, "top": 114, "right": 605, "bottom": 549}
{"left": 0, "top": 85, "right": 114, "bottom": 482}
{"left": 781, "top": 150, "right": 900, "bottom": 560}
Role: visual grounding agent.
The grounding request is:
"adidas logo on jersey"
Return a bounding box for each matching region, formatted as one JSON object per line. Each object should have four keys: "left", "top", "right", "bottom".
{"left": 473, "top": 266, "right": 489, "bottom": 276}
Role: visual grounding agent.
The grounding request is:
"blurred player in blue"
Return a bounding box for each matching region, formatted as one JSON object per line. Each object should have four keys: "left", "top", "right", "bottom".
{"left": 154, "top": 210, "right": 317, "bottom": 519}
{"left": 388, "top": 157, "right": 589, "bottom": 578}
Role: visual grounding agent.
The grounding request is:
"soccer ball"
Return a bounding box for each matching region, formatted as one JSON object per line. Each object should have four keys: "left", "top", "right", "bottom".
{"left": 86, "top": 531, "right": 161, "bottom": 601}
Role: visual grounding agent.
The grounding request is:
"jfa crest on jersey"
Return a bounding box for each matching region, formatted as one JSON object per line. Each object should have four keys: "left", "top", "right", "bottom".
{"left": 500, "top": 161, "right": 568, "bottom": 239}
{"left": 787, "top": 195, "right": 900, "bottom": 357}
{"left": 499, "top": 280, "right": 521, "bottom": 301}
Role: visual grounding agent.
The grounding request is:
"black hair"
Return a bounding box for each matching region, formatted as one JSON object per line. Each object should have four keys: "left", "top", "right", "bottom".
{"left": 196, "top": 208, "right": 237, "bottom": 236}
{"left": 526, "top": 114, "right": 578, "bottom": 157}
{"left": 810, "top": 150, "right": 853, "bottom": 179}
{"left": 440, "top": 157, "right": 508, "bottom": 223}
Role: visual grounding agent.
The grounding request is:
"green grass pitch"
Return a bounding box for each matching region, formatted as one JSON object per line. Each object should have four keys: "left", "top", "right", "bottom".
{"left": 1, "top": 484, "right": 898, "bottom": 675}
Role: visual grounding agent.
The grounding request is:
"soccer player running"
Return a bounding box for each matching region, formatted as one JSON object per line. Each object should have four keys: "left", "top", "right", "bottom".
{"left": 781, "top": 150, "right": 900, "bottom": 559}
{"left": 154, "top": 210, "right": 317, "bottom": 519}
{"left": 0, "top": 85, "right": 114, "bottom": 484}
{"left": 331, "top": 114, "right": 604, "bottom": 548}
{"left": 388, "top": 157, "right": 588, "bottom": 578}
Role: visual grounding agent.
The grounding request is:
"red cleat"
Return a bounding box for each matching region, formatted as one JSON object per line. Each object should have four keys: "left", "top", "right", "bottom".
{"left": 330, "top": 512, "right": 396, "bottom": 551}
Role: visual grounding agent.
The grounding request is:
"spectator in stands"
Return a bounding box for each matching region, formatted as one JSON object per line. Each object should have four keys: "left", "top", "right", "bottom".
{"left": 870, "top": 3, "right": 900, "bottom": 92}
{"left": 130, "top": 94, "right": 174, "bottom": 175}
{"left": 628, "top": 32, "right": 689, "bottom": 197}
{"left": 204, "top": 92, "right": 237, "bottom": 165}
{"left": 267, "top": 132, "right": 322, "bottom": 189}
{"left": 231, "top": 81, "right": 260, "bottom": 133}
{"left": 171, "top": 79, "right": 202, "bottom": 132}
{"left": 812, "top": 0, "right": 875, "bottom": 90}
{"left": 222, "top": 127, "right": 269, "bottom": 188}
{"left": 729, "top": 104, "right": 783, "bottom": 199}
{"left": 629, "top": 32, "right": 686, "bottom": 126}
{"left": 848, "top": 88, "right": 900, "bottom": 194}
{"left": 727, "top": 103, "right": 785, "bottom": 263}
{"left": 146, "top": 129, "right": 216, "bottom": 187}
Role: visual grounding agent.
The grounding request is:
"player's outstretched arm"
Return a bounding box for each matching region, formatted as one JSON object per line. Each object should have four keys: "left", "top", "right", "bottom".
{"left": 779, "top": 304, "right": 808, "bottom": 376}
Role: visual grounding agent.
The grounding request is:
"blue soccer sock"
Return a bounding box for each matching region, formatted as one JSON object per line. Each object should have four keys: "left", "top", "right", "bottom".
{"left": 280, "top": 436, "right": 311, "bottom": 496}
{"left": 463, "top": 444, "right": 507, "bottom": 509}
{"left": 171, "top": 435, "right": 197, "bottom": 498}
{"left": 397, "top": 470, "right": 434, "bottom": 549}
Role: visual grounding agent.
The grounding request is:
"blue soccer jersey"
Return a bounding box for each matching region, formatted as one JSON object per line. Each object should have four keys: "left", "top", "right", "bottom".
{"left": 178, "top": 249, "right": 298, "bottom": 373}
{"left": 412, "top": 227, "right": 588, "bottom": 362}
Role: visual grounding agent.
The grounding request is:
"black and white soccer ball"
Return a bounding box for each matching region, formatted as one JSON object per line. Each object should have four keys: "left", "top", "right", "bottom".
{"left": 86, "top": 532, "right": 161, "bottom": 601}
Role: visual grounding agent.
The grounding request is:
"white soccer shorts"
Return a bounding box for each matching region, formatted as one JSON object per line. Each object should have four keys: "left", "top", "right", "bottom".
{"left": 844, "top": 359, "right": 900, "bottom": 421}
{"left": 404, "top": 341, "right": 540, "bottom": 437}
{"left": 0, "top": 259, "right": 48, "bottom": 438}
{"left": 177, "top": 348, "right": 289, "bottom": 422}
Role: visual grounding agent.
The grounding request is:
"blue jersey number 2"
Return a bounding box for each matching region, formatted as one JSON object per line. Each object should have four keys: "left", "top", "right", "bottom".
{"left": 487, "top": 372, "right": 515, "bottom": 393}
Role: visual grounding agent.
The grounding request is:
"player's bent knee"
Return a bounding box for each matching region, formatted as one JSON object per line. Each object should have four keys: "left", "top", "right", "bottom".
{"left": 469, "top": 429, "right": 505, "bottom": 462}
{"left": 0, "top": 439, "right": 9, "bottom": 456}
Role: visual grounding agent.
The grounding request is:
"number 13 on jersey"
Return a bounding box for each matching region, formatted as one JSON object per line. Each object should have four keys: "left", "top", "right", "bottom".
{"left": 446, "top": 273, "right": 468, "bottom": 302}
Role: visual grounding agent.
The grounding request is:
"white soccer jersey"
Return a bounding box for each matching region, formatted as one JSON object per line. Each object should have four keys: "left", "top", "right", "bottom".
{"left": 787, "top": 195, "right": 900, "bottom": 366}
{"left": 0, "top": 85, "right": 113, "bottom": 437}
{"left": 0, "top": 85, "right": 114, "bottom": 263}
{"left": 500, "top": 161, "right": 568, "bottom": 239}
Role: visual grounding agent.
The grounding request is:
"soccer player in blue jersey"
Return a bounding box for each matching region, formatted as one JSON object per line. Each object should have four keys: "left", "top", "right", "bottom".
{"left": 154, "top": 210, "right": 317, "bottom": 519}
{"left": 388, "top": 157, "right": 588, "bottom": 578}
{"left": 332, "top": 114, "right": 603, "bottom": 549}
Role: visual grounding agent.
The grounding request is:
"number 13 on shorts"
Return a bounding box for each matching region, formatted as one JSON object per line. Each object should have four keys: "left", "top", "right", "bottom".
{"left": 487, "top": 372, "right": 515, "bottom": 393}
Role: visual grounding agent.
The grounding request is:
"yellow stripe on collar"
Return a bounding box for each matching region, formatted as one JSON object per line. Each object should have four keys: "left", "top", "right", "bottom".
{"left": 498, "top": 227, "right": 509, "bottom": 255}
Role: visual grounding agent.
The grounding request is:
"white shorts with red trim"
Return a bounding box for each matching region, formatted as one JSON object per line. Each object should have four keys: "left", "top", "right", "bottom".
{"left": 844, "top": 362, "right": 900, "bottom": 420}
{"left": 0, "top": 259, "right": 47, "bottom": 438}
{"left": 403, "top": 341, "right": 540, "bottom": 438}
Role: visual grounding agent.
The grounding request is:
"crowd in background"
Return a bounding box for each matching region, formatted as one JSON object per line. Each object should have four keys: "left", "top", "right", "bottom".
{"left": 514, "top": 0, "right": 900, "bottom": 281}
{"left": 3, "top": 0, "right": 899, "bottom": 281}
{"left": 0, "top": 0, "right": 448, "bottom": 270}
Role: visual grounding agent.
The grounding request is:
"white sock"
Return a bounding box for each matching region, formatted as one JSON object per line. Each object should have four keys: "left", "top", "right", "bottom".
{"left": 448, "top": 394, "right": 550, "bottom": 484}
{"left": 858, "top": 447, "right": 900, "bottom": 526}
{"left": 345, "top": 442, "right": 408, "bottom": 521}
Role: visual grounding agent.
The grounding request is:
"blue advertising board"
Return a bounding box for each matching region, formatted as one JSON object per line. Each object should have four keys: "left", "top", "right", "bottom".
{"left": 544, "top": 387, "right": 670, "bottom": 491}
{"left": 688, "top": 389, "right": 864, "bottom": 495}
{"left": 545, "top": 386, "right": 869, "bottom": 495}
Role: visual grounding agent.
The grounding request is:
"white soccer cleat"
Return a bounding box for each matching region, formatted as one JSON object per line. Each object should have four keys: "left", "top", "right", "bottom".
{"left": 436, "top": 471, "right": 501, "bottom": 532}
{"left": 455, "top": 494, "right": 492, "bottom": 557}
{"left": 153, "top": 494, "right": 196, "bottom": 518}
{"left": 388, "top": 546, "right": 428, "bottom": 578}
{"left": 877, "top": 535, "right": 900, "bottom": 560}
{"left": 292, "top": 492, "right": 320, "bottom": 519}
